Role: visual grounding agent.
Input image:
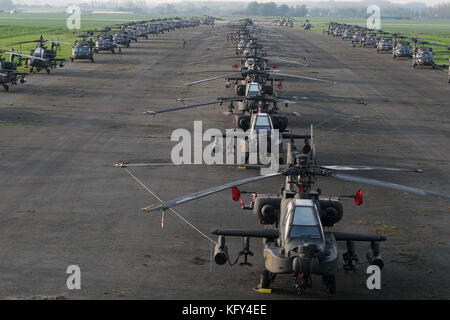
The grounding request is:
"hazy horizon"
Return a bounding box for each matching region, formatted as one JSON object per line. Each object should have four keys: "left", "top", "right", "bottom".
{"left": 12, "top": 0, "right": 450, "bottom": 6}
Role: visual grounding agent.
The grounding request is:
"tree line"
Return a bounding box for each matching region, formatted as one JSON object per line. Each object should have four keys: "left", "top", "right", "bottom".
{"left": 241, "top": 1, "right": 450, "bottom": 19}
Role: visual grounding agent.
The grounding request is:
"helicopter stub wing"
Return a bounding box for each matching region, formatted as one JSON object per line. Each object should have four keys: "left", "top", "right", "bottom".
{"left": 330, "top": 231, "right": 386, "bottom": 242}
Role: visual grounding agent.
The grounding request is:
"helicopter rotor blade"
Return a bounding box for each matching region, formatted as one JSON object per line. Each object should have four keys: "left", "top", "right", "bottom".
{"left": 277, "top": 99, "right": 358, "bottom": 118}
{"left": 267, "top": 56, "right": 308, "bottom": 66}
{"left": 322, "top": 165, "right": 422, "bottom": 172}
{"left": 144, "top": 98, "right": 243, "bottom": 115}
{"left": 0, "top": 50, "right": 46, "bottom": 61}
{"left": 142, "top": 172, "right": 282, "bottom": 212}
{"left": 269, "top": 72, "right": 336, "bottom": 84}
{"left": 185, "top": 74, "right": 236, "bottom": 86}
{"left": 330, "top": 172, "right": 450, "bottom": 201}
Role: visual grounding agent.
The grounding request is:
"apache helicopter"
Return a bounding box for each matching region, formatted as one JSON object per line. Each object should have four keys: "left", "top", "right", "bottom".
{"left": 392, "top": 35, "right": 413, "bottom": 59}
{"left": 411, "top": 39, "right": 450, "bottom": 69}
{"left": 303, "top": 21, "right": 311, "bottom": 30}
{"left": 0, "top": 52, "right": 28, "bottom": 91}
{"left": 71, "top": 34, "right": 95, "bottom": 63}
{"left": 376, "top": 34, "right": 393, "bottom": 53}
{"left": 342, "top": 27, "right": 354, "bottom": 40}
{"left": 359, "top": 32, "right": 378, "bottom": 48}
{"left": 9, "top": 36, "right": 67, "bottom": 74}
{"left": 136, "top": 134, "right": 450, "bottom": 294}
{"left": 94, "top": 33, "right": 124, "bottom": 54}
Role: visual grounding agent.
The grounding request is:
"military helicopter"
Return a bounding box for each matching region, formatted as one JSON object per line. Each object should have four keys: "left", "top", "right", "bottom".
{"left": 303, "top": 21, "right": 311, "bottom": 30}
{"left": 136, "top": 134, "right": 450, "bottom": 294}
{"left": 94, "top": 33, "right": 123, "bottom": 54}
{"left": 9, "top": 36, "right": 67, "bottom": 74}
{"left": 360, "top": 32, "right": 378, "bottom": 48}
{"left": 392, "top": 35, "right": 413, "bottom": 59}
{"left": 448, "top": 58, "right": 450, "bottom": 83}
{"left": 71, "top": 34, "right": 95, "bottom": 63}
{"left": 411, "top": 39, "right": 450, "bottom": 69}
{"left": 0, "top": 52, "right": 28, "bottom": 91}
{"left": 376, "top": 34, "right": 393, "bottom": 53}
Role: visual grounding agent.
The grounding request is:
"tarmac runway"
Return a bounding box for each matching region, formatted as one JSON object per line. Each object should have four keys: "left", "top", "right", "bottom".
{"left": 0, "top": 22, "right": 449, "bottom": 299}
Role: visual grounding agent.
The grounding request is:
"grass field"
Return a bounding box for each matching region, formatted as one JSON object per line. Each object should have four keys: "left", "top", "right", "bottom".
{"left": 292, "top": 17, "right": 450, "bottom": 66}
{"left": 0, "top": 12, "right": 185, "bottom": 68}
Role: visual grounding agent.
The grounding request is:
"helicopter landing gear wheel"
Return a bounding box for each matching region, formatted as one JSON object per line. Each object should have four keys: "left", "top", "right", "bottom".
{"left": 260, "top": 270, "right": 272, "bottom": 289}
{"left": 294, "top": 273, "right": 312, "bottom": 295}
{"left": 323, "top": 274, "right": 336, "bottom": 294}
{"left": 3, "top": 84, "right": 9, "bottom": 92}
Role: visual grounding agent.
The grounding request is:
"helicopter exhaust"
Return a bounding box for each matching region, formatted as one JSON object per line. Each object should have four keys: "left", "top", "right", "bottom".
{"left": 366, "top": 241, "right": 384, "bottom": 270}
{"left": 214, "top": 236, "right": 228, "bottom": 265}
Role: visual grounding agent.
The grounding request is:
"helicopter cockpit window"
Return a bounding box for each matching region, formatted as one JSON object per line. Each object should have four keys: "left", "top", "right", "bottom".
{"left": 289, "top": 206, "right": 321, "bottom": 239}
{"left": 33, "top": 47, "right": 44, "bottom": 57}
{"left": 247, "top": 83, "right": 260, "bottom": 96}
{"left": 254, "top": 115, "right": 270, "bottom": 129}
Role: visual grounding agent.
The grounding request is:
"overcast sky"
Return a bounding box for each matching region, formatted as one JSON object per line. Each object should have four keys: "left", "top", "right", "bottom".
{"left": 15, "top": 0, "right": 450, "bottom": 7}
{"left": 139, "top": 0, "right": 449, "bottom": 5}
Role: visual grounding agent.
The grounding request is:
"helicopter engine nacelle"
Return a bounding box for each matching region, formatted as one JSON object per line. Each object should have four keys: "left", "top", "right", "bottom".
{"left": 235, "top": 84, "right": 246, "bottom": 96}
{"left": 253, "top": 196, "right": 281, "bottom": 224}
{"left": 318, "top": 199, "right": 343, "bottom": 227}
{"left": 271, "top": 115, "right": 288, "bottom": 132}
{"left": 236, "top": 115, "right": 250, "bottom": 131}
{"left": 264, "top": 85, "right": 273, "bottom": 95}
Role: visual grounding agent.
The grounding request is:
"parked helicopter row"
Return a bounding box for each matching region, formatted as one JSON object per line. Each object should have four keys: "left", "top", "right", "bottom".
{"left": 273, "top": 18, "right": 294, "bottom": 28}
{"left": 0, "top": 18, "right": 203, "bottom": 92}
{"left": 325, "top": 22, "right": 450, "bottom": 83}
{"left": 118, "top": 18, "right": 450, "bottom": 295}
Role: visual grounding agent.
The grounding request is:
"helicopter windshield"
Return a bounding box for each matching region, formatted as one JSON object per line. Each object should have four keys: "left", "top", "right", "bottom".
{"left": 33, "top": 47, "right": 44, "bottom": 58}
{"left": 247, "top": 83, "right": 259, "bottom": 96}
{"left": 289, "top": 206, "right": 321, "bottom": 239}
{"left": 254, "top": 115, "right": 270, "bottom": 129}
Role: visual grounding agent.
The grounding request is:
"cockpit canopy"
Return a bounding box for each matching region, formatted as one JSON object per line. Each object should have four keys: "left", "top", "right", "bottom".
{"left": 33, "top": 47, "right": 45, "bottom": 58}
{"left": 253, "top": 113, "right": 272, "bottom": 130}
{"left": 284, "top": 200, "right": 323, "bottom": 242}
{"left": 246, "top": 82, "right": 260, "bottom": 96}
